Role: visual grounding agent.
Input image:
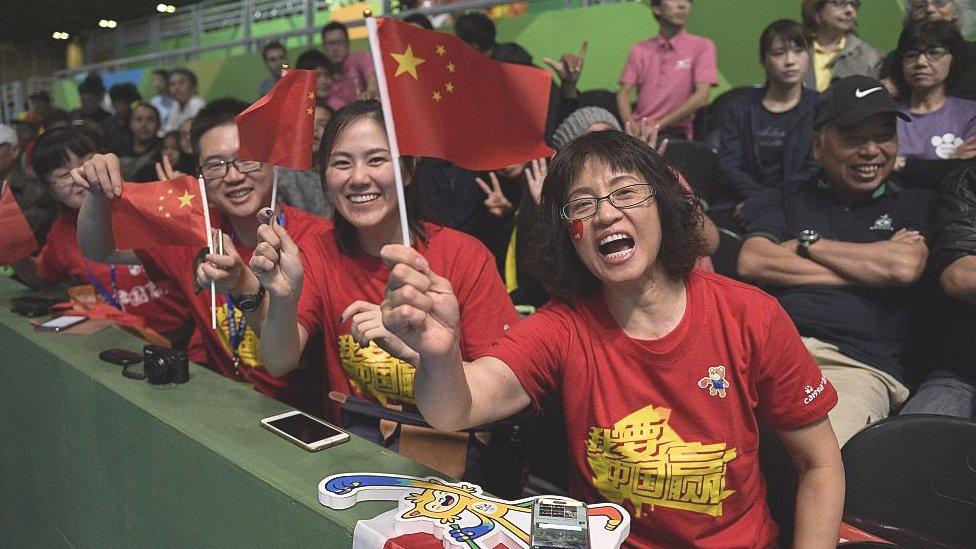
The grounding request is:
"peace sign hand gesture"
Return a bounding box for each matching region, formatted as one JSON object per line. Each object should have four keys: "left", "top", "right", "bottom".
{"left": 475, "top": 172, "right": 514, "bottom": 217}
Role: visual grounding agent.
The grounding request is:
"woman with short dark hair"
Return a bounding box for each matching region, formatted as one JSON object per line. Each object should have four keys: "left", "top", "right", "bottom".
{"left": 380, "top": 129, "right": 845, "bottom": 547}
{"left": 892, "top": 19, "right": 976, "bottom": 160}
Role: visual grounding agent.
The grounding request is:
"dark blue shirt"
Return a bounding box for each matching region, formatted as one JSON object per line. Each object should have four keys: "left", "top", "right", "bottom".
{"left": 746, "top": 176, "right": 935, "bottom": 380}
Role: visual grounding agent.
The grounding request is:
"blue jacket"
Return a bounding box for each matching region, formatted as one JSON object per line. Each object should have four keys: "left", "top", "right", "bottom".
{"left": 718, "top": 87, "right": 820, "bottom": 201}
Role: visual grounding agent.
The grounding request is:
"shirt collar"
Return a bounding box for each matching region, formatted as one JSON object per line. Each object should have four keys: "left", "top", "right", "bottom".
{"left": 655, "top": 27, "right": 688, "bottom": 50}
{"left": 816, "top": 177, "right": 893, "bottom": 205}
{"left": 813, "top": 36, "right": 846, "bottom": 55}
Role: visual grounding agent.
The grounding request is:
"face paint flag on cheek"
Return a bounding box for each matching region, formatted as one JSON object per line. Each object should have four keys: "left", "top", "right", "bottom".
{"left": 570, "top": 219, "right": 584, "bottom": 242}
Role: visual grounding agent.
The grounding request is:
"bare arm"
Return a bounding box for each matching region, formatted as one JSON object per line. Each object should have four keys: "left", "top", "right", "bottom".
{"left": 806, "top": 229, "right": 928, "bottom": 288}
{"left": 656, "top": 82, "right": 711, "bottom": 130}
{"left": 778, "top": 417, "right": 845, "bottom": 549}
{"left": 74, "top": 154, "right": 143, "bottom": 265}
{"left": 738, "top": 237, "right": 849, "bottom": 287}
{"left": 616, "top": 83, "right": 635, "bottom": 124}
{"left": 940, "top": 255, "right": 976, "bottom": 304}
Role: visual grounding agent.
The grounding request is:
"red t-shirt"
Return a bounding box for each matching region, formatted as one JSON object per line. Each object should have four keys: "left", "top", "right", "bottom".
{"left": 488, "top": 270, "right": 837, "bottom": 549}
{"left": 135, "top": 205, "right": 329, "bottom": 410}
{"left": 296, "top": 223, "right": 520, "bottom": 417}
{"left": 38, "top": 210, "right": 191, "bottom": 336}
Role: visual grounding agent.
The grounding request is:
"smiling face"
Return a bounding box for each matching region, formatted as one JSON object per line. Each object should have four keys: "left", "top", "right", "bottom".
{"left": 818, "top": 1, "right": 858, "bottom": 35}
{"left": 324, "top": 116, "right": 404, "bottom": 239}
{"left": 814, "top": 114, "right": 898, "bottom": 199}
{"left": 763, "top": 35, "right": 809, "bottom": 86}
{"left": 565, "top": 159, "right": 664, "bottom": 288}
{"left": 47, "top": 151, "right": 92, "bottom": 210}
{"left": 197, "top": 123, "right": 272, "bottom": 218}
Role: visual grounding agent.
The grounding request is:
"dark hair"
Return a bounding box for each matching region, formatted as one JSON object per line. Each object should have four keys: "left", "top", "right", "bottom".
{"left": 317, "top": 100, "right": 426, "bottom": 255}
{"left": 403, "top": 13, "right": 434, "bottom": 30}
{"left": 891, "top": 19, "right": 969, "bottom": 99}
{"left": 528, "top": 130, "right": 706, "bottom": 302}
{"left": 189, "top": 98, "right": 249, "bottom": 157}
{"left": 296, "top": 48, "right": 337, "bottom": 74}
{"left": 152, "top": 69, "right": 169, "bottom": 79}
{"left": 168, "top": 67, "right": 198, "bottom": 88}
{"left": 131, "top": 101, "right": 161, "bottom": 122}
{"left": 454, "top": 12, "right": 496, "bottom": 52}
{"left": 109, "top": 83, "right": 141, "bottom": 104}
{"left": 262, "top": 41, "right": 286, "bottom": 59}
{"left": 314, "top": 97, "right": 334, "bottom": 113}
{"left": 77, "top": 73, "right": 105, "bottom": 96}
{"left": 31, "top": 127, "right": 99, "bottom": 184}
{"left": 321, "top": 21, "right": 349, "bottom": 41}
{"left": 43, "top": 108, "right": 71, "bottom": 129}
{"left": 760, "top": 19, "right": 808, "bottom": 61}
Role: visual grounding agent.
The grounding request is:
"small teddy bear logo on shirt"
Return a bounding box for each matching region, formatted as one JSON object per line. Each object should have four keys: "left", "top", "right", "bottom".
{"left": 931, "top": 133, "right": 963, "bottom": 160}
{"left": 698, "top": 366, "right": 730, "bottom": 398}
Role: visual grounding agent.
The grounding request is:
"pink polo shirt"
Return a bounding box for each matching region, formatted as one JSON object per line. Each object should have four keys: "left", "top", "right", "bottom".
{"left": 619, "top": 29, "right": 718, "bottom": 139}
{"left": 328, "top": 50, "right": 375, "bottom": 109}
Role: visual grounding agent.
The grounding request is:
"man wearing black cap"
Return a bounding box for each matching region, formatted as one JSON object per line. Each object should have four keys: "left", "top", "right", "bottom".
{"left": 737, "top": 75, "right": 935, "bottom": 446}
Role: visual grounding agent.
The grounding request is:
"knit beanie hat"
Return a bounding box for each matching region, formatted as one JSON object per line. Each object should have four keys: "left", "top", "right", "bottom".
{"left": 551, "top": 106, "right": 621, "bottom": 150}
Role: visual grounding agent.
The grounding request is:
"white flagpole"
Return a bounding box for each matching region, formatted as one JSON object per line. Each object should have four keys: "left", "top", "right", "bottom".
{"left": 197, "top": 175, "right": 218, "bottom": 329}
{"left": 365, "top": 13, "right": 411, "bottom": 247}
{"left": 270, "top": 165, "right": 279, "bottom": 212}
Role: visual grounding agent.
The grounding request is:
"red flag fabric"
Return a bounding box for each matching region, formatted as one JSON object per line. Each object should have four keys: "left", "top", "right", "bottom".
{"left": 375, "top": 18, "right": 554, "bottom": 171}
{"left": 236, "top": 69, "right": 317, "bottom": 170}
{"left": 110, "top": 176, "right": 208, "bottom": 250}
{"left": 0, "top": 183, "right": 38, "bottom": 264}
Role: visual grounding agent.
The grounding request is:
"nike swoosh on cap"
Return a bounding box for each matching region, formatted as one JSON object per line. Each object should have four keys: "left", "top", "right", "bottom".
{"left": 854, "top": 87, "right": 882, "bottom": 98}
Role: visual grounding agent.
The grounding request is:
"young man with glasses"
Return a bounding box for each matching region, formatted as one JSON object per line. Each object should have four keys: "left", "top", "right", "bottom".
{"left": 74, "top": 99, "right": 331, "bottom": 412}
{"left": 320, "top": 21, "right": 377, "bottom": 109}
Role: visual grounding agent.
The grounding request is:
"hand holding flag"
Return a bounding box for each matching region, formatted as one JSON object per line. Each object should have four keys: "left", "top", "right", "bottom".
{"left": 108, "top": 175, "right": 209, "bottom": 251}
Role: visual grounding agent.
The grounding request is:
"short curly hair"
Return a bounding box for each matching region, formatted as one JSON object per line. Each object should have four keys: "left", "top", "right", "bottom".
{"left": 527, "top": 130, "right": 706, "bottom": 302}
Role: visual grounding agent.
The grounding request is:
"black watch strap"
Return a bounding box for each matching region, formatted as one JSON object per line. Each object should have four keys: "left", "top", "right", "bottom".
{"left": 232, "top": 285, "right": 267, "bottom": 313}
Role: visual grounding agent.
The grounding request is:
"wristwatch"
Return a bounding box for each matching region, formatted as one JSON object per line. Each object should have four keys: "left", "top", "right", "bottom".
{"left": 231, "top": 285, "right": 267, "bottom": 313}
{"left": 796, "top": 230, "right": 821, "bottom": 258}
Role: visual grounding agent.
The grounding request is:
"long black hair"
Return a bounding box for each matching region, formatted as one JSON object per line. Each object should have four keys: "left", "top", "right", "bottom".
{"left": 317, "top": 100, "right": 427, "bottom": 255}
{"left": 891, "top": 19, "right": 969, "bottom": 100}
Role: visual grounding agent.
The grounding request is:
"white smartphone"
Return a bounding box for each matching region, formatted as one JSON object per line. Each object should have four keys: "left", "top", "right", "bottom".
{"left": 530, "top": 497, "right": 590, "bottom": 549}
{"left": 260, "top": 410, "right": 350, "bottom": 452}
{"left": 35, "top": 315, "right": 88, "bottom": 333}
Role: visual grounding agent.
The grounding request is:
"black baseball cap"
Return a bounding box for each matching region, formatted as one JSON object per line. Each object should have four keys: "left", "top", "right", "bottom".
{"left": 814, "top": 75, "right": 910, "bottom": 130}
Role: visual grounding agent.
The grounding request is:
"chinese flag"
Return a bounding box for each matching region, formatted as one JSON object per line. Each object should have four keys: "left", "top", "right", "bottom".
{"left": 376, "top": 18, "right": 554, "bottom": 171}
{"left": 0, "top": 184, "right": 38, "bottom": 264}
{"left": 110, "top": 176, "right": 208, "bottom": 250}
{"left": 236, "top": 69, "right": 317, "bottom": 170}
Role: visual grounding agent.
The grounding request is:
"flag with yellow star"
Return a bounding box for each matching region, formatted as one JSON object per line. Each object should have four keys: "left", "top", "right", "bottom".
{"left": 236, "top": 68, "right": 318, "bottom": 170}
{"left": 376, "top": 18, "right": 553, "bottom": 170}
{"left": 110, "top": 176, "right": 208, "bottom": 250}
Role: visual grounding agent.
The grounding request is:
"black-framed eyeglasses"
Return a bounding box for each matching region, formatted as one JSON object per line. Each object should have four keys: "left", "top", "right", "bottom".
{"left": 826, "top": 0, "right": 861, "bottom": 8}
{"left": 902, "top": 46, "right": 950, "bottom": 62}
{"left": 561, "top": 184, "right": 655, "bottom": 221}
{"left": 913, "top": 0, "right": 953, "bottom": 10}
{"left": 199, "top": 158, "right": 263, "bottom": 181}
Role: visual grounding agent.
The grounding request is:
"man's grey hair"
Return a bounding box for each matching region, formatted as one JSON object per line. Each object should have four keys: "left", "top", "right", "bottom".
{"left": 905, "top": 0, "right": 976, "bottom": 35}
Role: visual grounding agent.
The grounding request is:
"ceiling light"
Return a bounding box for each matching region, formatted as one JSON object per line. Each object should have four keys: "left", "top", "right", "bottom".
{"left": 98, "top": 20, "right": 107, "bottom": 27}
{"left": 167, "top": 5, "right": 176, "bottom": 13}
{"left": 107, "top": 20, "right": 117, "bottom": 28}
{"left": 157, "top": 3, "right": 167, "bottom": 11}
{"left": 52, "top": 31, "right": 69, "bottom": 40}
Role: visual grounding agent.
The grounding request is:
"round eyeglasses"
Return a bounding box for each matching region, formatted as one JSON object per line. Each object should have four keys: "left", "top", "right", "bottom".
{"left": 561, "top": 184, "right": 655, "bottom": 221}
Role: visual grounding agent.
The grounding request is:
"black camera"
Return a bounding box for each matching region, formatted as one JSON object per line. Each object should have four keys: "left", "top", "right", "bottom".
{"left": 143, "top": 345, "right": 189, "bottom": 385}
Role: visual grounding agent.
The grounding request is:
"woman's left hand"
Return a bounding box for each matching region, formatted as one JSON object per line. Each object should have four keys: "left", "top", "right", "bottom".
{"left": 342, "top": 300, "right": 419, "bottom": 364}
{"left": 525, "top": 157, "right": 548, "bottom": 206}
{"left": 475, "top": 172, "right": 514, "bottom": 217}
{"left": 953, "top": 137, "right": 976, "bottom": 160}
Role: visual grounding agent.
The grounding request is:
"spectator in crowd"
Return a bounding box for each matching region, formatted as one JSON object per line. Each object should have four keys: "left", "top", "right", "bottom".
{"left": 719, "top": 19, "right": 820, "bottom": 217}
{"left": 0, "top": 123, "right": 57, "bottom": 248}
{"left": 320, "top": 22, "right": 377, "bottom": 107}
{"left": 164, "top": 68, "right": 206, "bottom": 133}
{"left": 258, "top": 41, "right": 288, "bottom": 98}
{"left": 296, "top": 49, "right": 341, "bottom": 111}
{"left": 174, "top": 117, "right": 197, "bottom": 174}
{"left": 403, "top": 13, "right": 434, "bottom": 30}
{"left": 27, "top": 91, "right": 52, "bottom": 127}
{"left": 75, "top": 99, "right": 330, "bottom": 412}
{"left": 903, "top": 165, "right": 976, "bottom": 419}
{"left": 118, "top": 102, "right": 163, "bottom": 182}
{"left": 801, "top": 0, "right": 885, "bottom": 92}
{"left": 105, "top": 83, "right": 142, "bottom": 154}
{"left": 42, "top": 108, "right": 71, "bottom": 131}
{"left": 148, "top": 69, "right": 174, "bottom": 133}
{"left": 738, "top": 76, "right": 934, "bottom": 446}
{"left": 380, "top": 129, "right": 844, "bottom": 548}
{"left": 70, "top": 74, "right": 112, "bottom": 142}
{"left": 890, "top": 20, "right": 976, "bottom": 161}
{"left": 455, "top": 11, "right": 533, "bottom": 65}
{"left": 250, "top": 100, "right": 521, "bottom": 493}
{"left": 274, "top": 99, "right": 334, "bottom": 218}
{"left": 11, "top": 128, "right": 193, "bottom": 348}
{"left": 160, "top": 130, "right": 182, "bottom": 169}
{"left": 617, "top": 0, "right": 718, "bottom": 140}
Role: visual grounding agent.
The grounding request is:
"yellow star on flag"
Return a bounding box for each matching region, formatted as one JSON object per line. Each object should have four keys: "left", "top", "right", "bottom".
{"left": 432, "top": 91, "right": 442, "bottom": 102}
{"left": 447, "top": 62, "right": 456, "bottom": 74}
{"left": 391, "top": 45, "right": 426, "bottom": 79}
{"left": 436, "top": 45, "right": 446, "bottom": 56}
{"left": 306, "top": 107, "right": 314, "bottom": 115}
{"left": 445, "top": 82, "right": 455, "bottom": 93}
{"left": 307, "top": 91, "right": 315, "bottom": 100}
{"left": 177, "top": 190, "right": 196, "bottom": 209}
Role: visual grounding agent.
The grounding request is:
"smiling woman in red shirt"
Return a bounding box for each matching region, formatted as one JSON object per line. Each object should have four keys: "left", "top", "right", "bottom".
{"left": 379, "top": 130, "right": 845, "bottom": 548}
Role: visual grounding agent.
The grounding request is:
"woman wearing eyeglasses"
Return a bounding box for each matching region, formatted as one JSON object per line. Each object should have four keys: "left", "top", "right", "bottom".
{"left": 891, "top": 20, "right": 976, "bottom": 161}
{"left": 801, "top": 0, "right": 885, "bottom": 91}
{"left": 379, "top": 130, "right": 845, "bottom": 548}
